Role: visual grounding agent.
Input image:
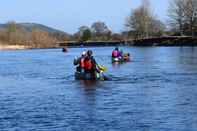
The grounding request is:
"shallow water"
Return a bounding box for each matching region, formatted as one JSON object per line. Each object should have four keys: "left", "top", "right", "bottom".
{"left": 0, "top": 47, "right": 197, "bottom": 131}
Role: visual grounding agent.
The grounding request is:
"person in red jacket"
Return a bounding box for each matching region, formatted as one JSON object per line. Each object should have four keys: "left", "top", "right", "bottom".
{"left": 84, "top": 50, "right": 99, "bottom": 80}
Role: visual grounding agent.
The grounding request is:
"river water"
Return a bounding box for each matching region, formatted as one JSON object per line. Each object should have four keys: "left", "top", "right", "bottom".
{"left": 0, "top": 47, "right": 197, "bottom": 131}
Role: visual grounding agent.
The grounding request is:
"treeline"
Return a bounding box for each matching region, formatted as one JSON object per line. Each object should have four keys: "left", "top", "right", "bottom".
{"left": 71, "top": 22, "right": 123, "bottom": 42}
{"left": 0, "top": 0, "right": 197, "bottom": 48}
{"left": 71, "top": 0, "right": 197, "bottom": 43}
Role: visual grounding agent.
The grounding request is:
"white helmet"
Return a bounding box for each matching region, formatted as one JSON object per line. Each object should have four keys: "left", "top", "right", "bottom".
{"left": 82, "top": 51, "right": 86, "bottom": 56}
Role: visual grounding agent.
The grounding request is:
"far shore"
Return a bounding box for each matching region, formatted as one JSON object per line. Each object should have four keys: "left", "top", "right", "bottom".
{"left": 0, "top": 44, "right": 31, "bottom": 50}
{"left": 1, "top": 36, "right": 197, "bottom": 50}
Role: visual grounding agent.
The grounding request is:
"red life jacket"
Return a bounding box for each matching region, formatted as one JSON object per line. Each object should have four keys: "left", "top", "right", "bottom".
{"left": 80, "top": 58, "right": 85, "bottom": 68}
{"left": 112, "top": 50, "right": 118, "bottom": 57}
{"left": 84, "top": 58, "right": 93, "bottom": 70}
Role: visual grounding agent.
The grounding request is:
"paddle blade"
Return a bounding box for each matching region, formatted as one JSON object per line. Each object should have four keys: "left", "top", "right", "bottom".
{"left": 98, "top": 65, "right": 107, "bottom": 72}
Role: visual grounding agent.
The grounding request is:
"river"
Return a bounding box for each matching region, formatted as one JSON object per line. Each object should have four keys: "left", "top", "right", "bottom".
{"left": 0, "top": 47, "right": 197, "bottom": 131}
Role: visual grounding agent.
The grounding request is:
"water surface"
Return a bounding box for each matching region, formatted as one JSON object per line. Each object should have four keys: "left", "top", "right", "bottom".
{"left": 0, "top": 47, "right": 197, "bottom": 131}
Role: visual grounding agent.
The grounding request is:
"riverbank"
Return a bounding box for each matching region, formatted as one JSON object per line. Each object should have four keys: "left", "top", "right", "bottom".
{"left": 0, "top": 44, "right": 31, "bottom": 50}
{"left": 1, "top": 36, "right": 197, "bottom": 50}
{"left": 0, "top": 41, "right": 58, "bottom": 50}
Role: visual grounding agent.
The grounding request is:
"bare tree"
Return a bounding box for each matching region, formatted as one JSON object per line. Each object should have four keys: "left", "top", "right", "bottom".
{"left": 0, "top": 29, "right": 8, "bottom": 42}
{"left": 168, "top": 0, "right": 197, "bottom": 36}
{"left": 184, "top": 0, "right": 197, "bottom": 36}
{"left": 91, "top": 21, "right": 111, "bottom": 41}
{"left": 5, "top": 21, "right": 29, "bottom": 45}
{"left": 168, "top": 0, "right": 186, "bottom": 35}
{"left": 125, "top": 0, "right": 164, "bottom": 39}
{"left": 78, "top": 26, "right": 92, "bottom": 42}
{"left": 78, "top": 26, "right": 89, "bottom": 36}
{"left": 91, "top": 21, "right": 110, "bottom": 34}
{"left": 111, "top": 33, "right": 123, "bottom": 41}
{"left": 32, "top": 28, "right": 57, "bottom": 48}
{"left": 6, "top": 21, "right": 17, "bottom": 44}
{"left": 150, "top": 19, "right": 166, "bottom": 37}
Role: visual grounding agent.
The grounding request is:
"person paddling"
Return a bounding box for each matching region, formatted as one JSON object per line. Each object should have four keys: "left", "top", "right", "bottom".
{"left": 74, "top": 51, "right": 86, "bottom": 73}
{"left": 84, "top": 50, "right": 99, "bottom": 80}
{"left": 112, "top": 47, "right": 121, "bottom": 58}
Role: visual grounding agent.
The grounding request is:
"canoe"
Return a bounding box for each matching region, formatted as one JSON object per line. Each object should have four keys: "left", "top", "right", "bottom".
{"left": 112, "top": 53, "right": 130, "bottom": 63}
{"left": 112, "top": 57, "right": 124, "bottom": 63}
{"left": 75, "top": 71, "right": 107, "bottom": 81}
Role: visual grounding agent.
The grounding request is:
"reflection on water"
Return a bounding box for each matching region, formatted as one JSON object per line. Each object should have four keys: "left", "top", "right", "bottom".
{"left": 77, "top": 80, "right": 99, "bottom": 89}
{"left": 0, "top": 47, "right": 197, "bottom": 131}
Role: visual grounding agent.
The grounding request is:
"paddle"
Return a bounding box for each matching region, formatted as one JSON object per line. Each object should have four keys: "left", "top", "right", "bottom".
{"left": 96, "top": 64, "right": 109, "bottom": 80}
{"left": 97, "top": 64, "right": 107, "bottom": 72}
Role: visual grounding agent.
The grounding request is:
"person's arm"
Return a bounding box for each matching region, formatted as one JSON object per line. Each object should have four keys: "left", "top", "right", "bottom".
{"left": 112, "top": 50, "right": 114, "bottom": 57}
{"left": 91, "top": 57, "right": 97, "bottom": 65}
{"left": 92, "top": 57, "right": 101, "bottom": 72}
{"left": 73, "top": 57, "right": 80, "bottom": 65}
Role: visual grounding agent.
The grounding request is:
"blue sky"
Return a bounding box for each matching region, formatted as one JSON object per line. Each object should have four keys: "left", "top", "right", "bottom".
{"left": 0, "top": 0, "right": 169, "bottom": 33}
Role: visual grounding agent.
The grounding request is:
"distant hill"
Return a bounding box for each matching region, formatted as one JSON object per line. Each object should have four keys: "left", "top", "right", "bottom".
{"left": 0, "top": 23, "right": 66, "bottom": 34}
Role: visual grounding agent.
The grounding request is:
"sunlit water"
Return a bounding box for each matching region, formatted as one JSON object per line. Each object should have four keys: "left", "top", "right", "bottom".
{"left": 0, "top": 47, "right": 197, "bottom": 131}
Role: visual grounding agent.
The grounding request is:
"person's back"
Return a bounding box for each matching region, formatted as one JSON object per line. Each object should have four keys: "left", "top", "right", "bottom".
{"left": 84, "top": 56, "right": 93, "bottom": 71}
{"left": 112, "top": 47, "right": 121, "bottom": 58}
{"left": 80, "top": 53, "right": 86, "bottom": 66}
{"left": 112, "top": 50, "right": 119, "bottom": 58}
{"left": 84, "top": 50, "right": 97, "bottom": 79}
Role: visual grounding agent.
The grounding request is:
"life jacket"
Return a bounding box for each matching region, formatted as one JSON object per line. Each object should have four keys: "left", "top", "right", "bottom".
{"left": 112, "top": 50, "right": 119, "bottom": 57}
{"left": 123, "top": 53, "right": 130, "bottom": 61}
{"left": 84, "top": 58, "right": 93, "bottom": 70}
{"left": 80, "top": 57, "right": 85, "bottom": 68}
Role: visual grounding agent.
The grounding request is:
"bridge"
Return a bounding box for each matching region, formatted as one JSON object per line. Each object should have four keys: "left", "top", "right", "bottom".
{"left": 132, "top": 36, "right": 197, "bottom": 46}
{"left": 58, "top": 41, "right": 127, "bottom": 47}
{"left": 57, "top": 36, "right": 197, "bottom": 47}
